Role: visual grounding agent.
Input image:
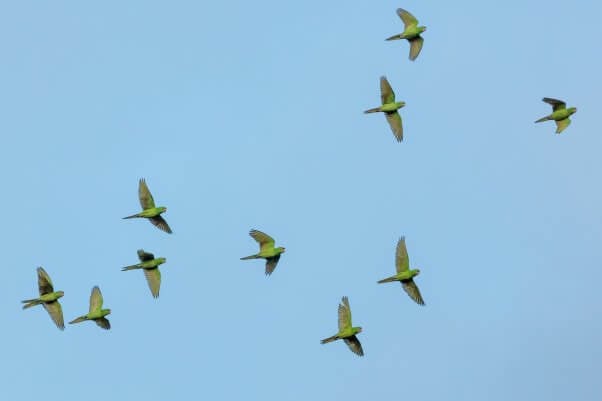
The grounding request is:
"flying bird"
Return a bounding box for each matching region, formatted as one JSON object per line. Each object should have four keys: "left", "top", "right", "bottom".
{"left": 535, "top": 97, "right": 577, "bottom": 134}
{"left": 377, "top": 236, "right": 425, "bottom": 305}
{"left": 320, "top": 296, "right": 364, "bottom": 356}
{"left": 386, "top": 8, "right": 427, "bottom": 61}
{"left": 364, "top": 76, "right": 406, "bottom": 142}
{"left": 123, "top": 178, "right": 172, "bottom": 233}
{"left": 122, "top": 249, "right": 166, "bottom": 298}
{"left": 240, "top": 229, "right": 286, "bottom": 275}
{"left": 22, "top": 267, "right": 65, "bottom": 330}
{"left": 69, "top": 286, "right": 111, "bottom": 330}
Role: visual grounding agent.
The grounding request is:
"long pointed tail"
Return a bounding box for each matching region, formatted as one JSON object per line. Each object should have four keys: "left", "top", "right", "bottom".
{"left": 364, "top": 107, "right": 382, "bottom": 114}
{"left": 122, "top": 264, "right": 142, "bottom": 271}
{"left": 21, "top": 299, "right": 42, "bottom": 309}
{"left": 122, "top": 213, "right": 141, "bottom": 219}
{"left": 240, "top": 254, "right": 260, "bottom": 260}
{"left": 321, "top": 335, "right": 339, "bottom": 344}
{"left": 69, "top": 315, "right": 88, "bottom": 324}
{"left": 377, "top": 275, "right": 398, "bottom": 284}
{"left": 385, "top": 33, "right": 403, "bottom": 41}
{"left": 535, "top": 115, "right": 550, "bottom": 123}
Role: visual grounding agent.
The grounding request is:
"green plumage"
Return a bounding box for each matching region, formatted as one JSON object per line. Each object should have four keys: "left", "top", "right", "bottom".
{"left": 377, "top": 236, "right": 425, "bottom": 305}
{"left": 123, "top": 178, "right": 172, "bottom": 233}
{"left": 22, "top": 267, "right": 65, "bottom": 330}
{"left": 386, "top": 8, "right": 427, "bottom": 61}
{"left": 69, "top": 286, "right": 111, "bottom": 330}
{"left": 320, "top": 296, "right": 364, "bottom": 356}
{"left": 364, "top": 76, "right": 406, "bottom": 142}
{"left": 535, "top": 97, "right": 577, "bottom": 134}
{"left": 240, "top": 229, "right": 286, "bottom": 275}
{"left": 122, "top": 249, "right": 166, "bottom": 298}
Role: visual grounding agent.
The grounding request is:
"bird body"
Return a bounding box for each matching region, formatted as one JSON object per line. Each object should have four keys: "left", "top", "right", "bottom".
{"left": 122, "top": 249, "right": 166, "bottom": 298}
{"left": 123, "top": 206, "right": 167, "bottom": 220}
{"left": 364, "top": 76, "right": 405, "bottom": 142}
{"left": 240, "top": 229, "right": 285, "bottom": 275}
{"left": 320, "top": 296, "right": 364, "bottom": 356}
{"left": 123, "top": 178, "right": 172, "bottom": 233}
{"left": 535, "top": 97, "right": 577, "bottom": 134}
{"left": 69, "top": 286, "right": 111, "bottom": 330}
{"left": 22, "top": 267, "right": 65, "bottom": 330}
{"left": 386, "top": 8, "right": 426, "bottom": 60}
{"left": 377, "top": 237, "right": 425, "bottom": 305}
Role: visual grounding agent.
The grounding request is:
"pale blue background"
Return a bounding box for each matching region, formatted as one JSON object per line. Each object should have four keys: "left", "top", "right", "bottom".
{"left": 1, "top": 1, "right": 601, "bottom": 400}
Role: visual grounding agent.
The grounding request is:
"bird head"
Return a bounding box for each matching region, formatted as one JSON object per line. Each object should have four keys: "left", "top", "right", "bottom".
{"left": 159, "top": 206, "right": 167, "bottom": 213}
{"left": 414, "top": 269, "right": 421, "bottom": 276}
{"left": 397, "top": 101, "right": 406, "bottom": 109}
{"left": 356, "top": 327, "right": 363, "bottom": 334}
{"left": 278, "top": 247, "right": 286, "bottom": 253}
{"left": 56, "top": 291, "right": 65, "bottom": 298}
{"left": 104, "top": 309, "right": 112, "bottom": 315}
{"left": 420, "top": 26, "right": 427, "bottom": 33}
{"left": 158, "top": 257, "right": 167, "bottom": 264}
{"left": 569, "top": 107, "right": 577, "bottom": 115}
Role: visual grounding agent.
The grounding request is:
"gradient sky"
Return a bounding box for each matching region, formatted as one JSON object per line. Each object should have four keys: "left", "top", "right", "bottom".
{"left": 2, "top": 1, "right": 601, "bottom": 400}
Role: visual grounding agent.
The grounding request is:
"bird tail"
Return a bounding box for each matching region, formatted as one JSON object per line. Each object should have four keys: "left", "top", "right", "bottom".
{"left": 122, "top": 213, "right": 141, "bottom": 219}
{"left": 21, "top": 299, "right": 42, "bottom": 309}
{"left": 535, "top": 115, "right": 550, "bottom": 123}
{"left": 69, "top": 315, "right": 88, "bottom": 324}
{"left": 122, "top": 264, "right": 142, "bottom": 271}
{"left": 364, "top": 107, "right": 382, "bottom": 114}
{"left": 377, "top": 275, "right": 398, "bottom": 284}
{"left": 385, "top": 33, "right": 403, "bottom": 41}
{"left": 320, "top": 335, "right": 339, "bottom": 344}
{"left": 240, "top": 254, "right": 260, "bottom": 260}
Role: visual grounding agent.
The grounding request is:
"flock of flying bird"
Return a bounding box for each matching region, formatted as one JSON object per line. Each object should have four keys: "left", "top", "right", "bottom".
{"left": 21, "top": 7, "right": 578, "bottom": 356}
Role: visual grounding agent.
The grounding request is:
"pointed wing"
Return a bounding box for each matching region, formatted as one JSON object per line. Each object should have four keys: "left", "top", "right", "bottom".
{"left": 249, "top": 229, "right": 275, "bottom": 252}
{"left": 138, "top": 178, "right": 156, "bottom": 209}
{"left": 338, "top": 296, "right": 352, "bottom": 331}
{"left": 95, "top": 317, "right": 111, "bottom": 330}
{"left": 555, "top": 118, "right": 571, "bottom": 134}
{"left": 137, "top": 249, "right": 155, "bottom": 262}
{"left": 43, "top": 301, "right": 65, "bottom": 330}
{"left": 408, "top": 36, "right": 424, "bottom": 61}
{"left": 397, "top": 8, "right": 419, "bottom": 28}
{"left": 149, "top": 216, "right": 172, "bottom": 234}
{"left": 543, "top": 97, "right": 566, "bottom": 111}
{"left": 37, "top": 267, "right": 54, "bottom": 296}
{"left": 344, "top": 336, "right": 364, "bottom": 356}
{"left": 89, "top": 286, "right": 103, "bottom": 313}
{"left": 402, "top": 279, "right": 425, "bottom": 305}
{"left": 380, "top": 76, "right": 396, "bottom": 105}
{"left": 144, "top": 268, "right": 161, "bottom": 298}
{"left": 265, "top": 255, "right": 281, "bottom": 276}
{"left": 385, "top": 112, "right": 403, "bottom": 142}
{"left": 395, "top": 237, "right": 410, "bottom": 273}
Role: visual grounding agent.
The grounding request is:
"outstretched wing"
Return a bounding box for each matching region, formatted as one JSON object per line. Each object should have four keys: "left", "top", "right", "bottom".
{"left": 144, "top": 268, "right": 161, "bottom": 298}
{"left": 265, "top": 255, "right": 281, "bottom": 276}
{"left": 37, "top": 267, "right": 54, "bottom": 296}
{"left": 249, "top": 229, "right": 275, "bottom": 252}
{"left": 385, "top": 111, "right": 403, "bottom": 142}
{"left": 408, "top": 36, "right": 424, "bottom": 61}
{"left": 138, "top": 178, "right": 156, "bottom": 209}
{"left": 380, "top": 76, "right": 396, "bottom": 105}
{"left": 95, "top": 317, "right": 111, "bottom": 330}
{"left": 89, "top": 286, "right": 103, "bottom": 313}
{"left": 543, "top": 97, "right": 566, "bottom": 112}
{"left": 149, "top": 216, "right": 172, "bottom": 234}
{"left": 344, "top": 336, "right": 364, "bottom": 356}
{"left": 555, "top": 118, "right": 571, "bottom": 134}
{"left": 338, "top": 296, "right": 352, "bottom": 331}
{"left": 43, "top": 301, "right": 65, "bottom": 330}
{"left": 395, "top": 237, "right": 410, "bottom": 273}
{"left": 137, "top": 249, "right": 155, "bottom": 262}
{"left": 397, "top": 8, "right": 419, "bottom": 28}
{"left": 402, "top": 279, "right": 425, "bottom": 305}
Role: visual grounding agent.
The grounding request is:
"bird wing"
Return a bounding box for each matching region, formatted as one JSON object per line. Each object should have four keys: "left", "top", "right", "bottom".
{"left": 338, "top": 296, "right": 352, "bottom": 331}
{"left": 380, "top": 76, "right": 396, "bottom": 105}
{"left": 249, "top": 229, "right": 275, "bottom": 252}
{"left": 95, "top": 317, "right": 111, "bottom": 330}
{"left": 408, "top": 36, "right": 424, "bottom": 61}
{"left": 137, "top": 249, "right": 155, "bottom": 262}
{"left": 385, "top": 111, "right": 403, "bottom": 142}
{"left": 144, "top": 268, "right": 161, "bottom": 298}
{"left": 555, "top": 118, "right": 571, "bottom": 134}
{"left": 37, "top": 267, "right": 54, "bottom": 296}
{"left": 89, "top": 286, "right": 103, "bottom": 313}
{"left": 149, "top": 216, "right": 172, "bottom": 234}
{"left": 344, "top": 336, "right": 364, "bottom": 356}
{"left": 543, "top": 97, "right": 566, "bottom": 112}
{"left": 396, "top": 8, "right": 418, "bottom": 28}
{"left": 265, "top": 255, "right": 281, "bottom": 276}
{"left": 402, "top": 279, "right": 425, "bottom": 305}
{"left": 138, "top": 178, "right": 156, "bottom": 209}
{"left": 395, "top": 236, "right": 410, "bottom": 273}
{"left": 43, "top": 301, "right": 65, "bottom": 330}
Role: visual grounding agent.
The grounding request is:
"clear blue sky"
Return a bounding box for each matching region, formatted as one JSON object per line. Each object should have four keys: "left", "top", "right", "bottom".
{"left": 2, "top": 1, "right": 601, "bottom": 400}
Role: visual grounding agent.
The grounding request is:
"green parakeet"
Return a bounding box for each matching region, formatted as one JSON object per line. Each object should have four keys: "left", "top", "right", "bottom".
{"left": 240, "top": 229, "right": 286, "bottom": 275}
{"left": 122, "top": 249, "right": 166, "bottom": 298}
{"left": 22, "top": 267, "right": 65, "bottom": 330}
{"left": 535, "top": 97, "right": 577, "bottom": 134}
{"left": 69, "top": 286, "right": 111, "bottom": 330}
{"left": 321, "top": 296, "right": 364, "bottom": 356}
{"left": 123, "top": 178, "right": 172, "bottom": 234}
{"left": 377, "top": 236, "right": 425, "bottom": 305}
{"left": 364, "top": 76, "right": 406, "bottom": 142}
{"left": 386, "top": 8, "right": 427, "bottom": 61}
